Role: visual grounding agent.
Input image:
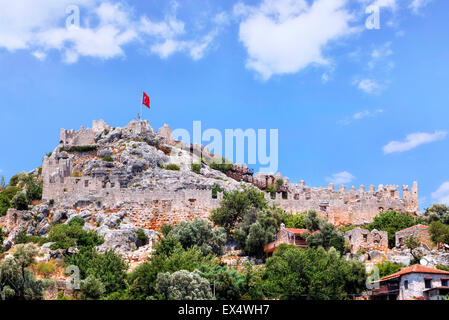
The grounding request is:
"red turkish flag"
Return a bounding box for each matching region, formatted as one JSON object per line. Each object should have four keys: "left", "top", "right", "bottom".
{"left": 142, "top": 92, "right": 150, "bottom": 109}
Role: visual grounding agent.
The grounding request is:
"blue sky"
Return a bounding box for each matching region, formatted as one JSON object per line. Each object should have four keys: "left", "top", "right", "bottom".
{"left": 0, "top": 0, "right": 448, "bottom": 210}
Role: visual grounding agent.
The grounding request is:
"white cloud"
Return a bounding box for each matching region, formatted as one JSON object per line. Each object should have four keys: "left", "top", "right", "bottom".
{"left": 0, "top": 0, "right": 220, "bottom": 63}
{"left": 369, "top": 41, "right": 393, "bottom": 69}
{"left": 234, "top": 0, "right": 356, "bottom": 80}
{"left": 409, "top": 0, "right": 432, "bottom": 14}
{"left": 358, "top": 0, "right": 397, "bottom": 11}
{"left": 338, "top": 109, "right": 383, "bottom": 125}
{"left": 326, "top": 171, "right": 355, "bottom": 185}
{"left": 432, "top": 182, "right": 449, "bottom": 205}
{"left": 354, "top": 78, "right": 382, "bottom": 94}
{"left": 383, "top": 131, "right": 447, "bottom": 154}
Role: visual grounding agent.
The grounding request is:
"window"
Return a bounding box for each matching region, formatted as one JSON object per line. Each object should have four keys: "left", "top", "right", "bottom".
{"left": 425, "top": 279, "right": 432, "bottom": 289}
{"left": 84, "top": 180, "right": 89, "bottom": 188}
{"left": 442, "top": 279, "right": 448, "bottom": 287}
{"left": 404, "top": 280, "right": 409, "bottom": 290}
{"left": 363, "top": 234, "right": 368, "bottom": 242}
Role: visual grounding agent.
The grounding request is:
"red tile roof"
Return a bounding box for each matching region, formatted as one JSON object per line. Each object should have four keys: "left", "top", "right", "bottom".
{"left": 285, "top": 228, "right": 308, "bottom": 235}
{"left": 399, "top": 224, "right": 429, "bottom": 232}
{"left": 380, "top": 264, "right": 449, "bottom": 282}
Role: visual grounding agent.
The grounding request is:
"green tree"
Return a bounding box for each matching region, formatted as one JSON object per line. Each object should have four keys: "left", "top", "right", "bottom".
{"left": 429, "top": 221, "right": 449, "bottom": 245}
{"left": 234, "top": 206, "right": 282, "bottom": 258}
{"left": 210, "top": 187, "right": 267, "bottom": 235}
{"left": 0, "top": 244, "right": 44, "bottom": 300}
{"left": 300, "top": 211, "right": 346, "bottom": 254}
{"left": 48, "top": 218, "right": 103, "bottom": 250}
{"left": 167, "top": 218, "right": 227, "bottom": 256}
{"left": 128, "top": 244, "right": 218, "bottom": 299}
{"left": 65, "top": 248, "right": 128, "bottom": 294}
{"left": 199, "top": 265, "right": 245, "bottom": 300}
{"left": 79, "top": 275, "right": 106, "bottom": 300}
{"left": 282, "top": 212, "right": 307, "bottom": 229}
{"left": 375, "top": 261, "right": 403, "bottom": 278}
{"left": 425, "top": 204, "right": 449, "bottom": 224}
{"left": 0, "top": 193, "right": 10, "bottom": 216}
{"left": 153, "top": 270, "right": 213, "bottom": 300}
{"left": 11, "top": 191, "right": 28, "bottom": 210}
{"left": 367, "top": 210, "right": 417, "bottom": 247}
{"left": 263, "top": 245, "right": 366, "bottom": 300}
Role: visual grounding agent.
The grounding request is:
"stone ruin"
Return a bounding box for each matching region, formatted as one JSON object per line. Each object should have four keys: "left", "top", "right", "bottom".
{"left": 40, "top": 120, "right": 419, "bottom": 229}
{"left": 344, "top": 227, "right": 389, "bottom": 253}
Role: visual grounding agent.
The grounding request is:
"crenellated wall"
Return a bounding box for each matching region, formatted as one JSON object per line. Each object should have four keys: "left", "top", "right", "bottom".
{"left": 41, "top": 120, "right": 419, "bottom": 228}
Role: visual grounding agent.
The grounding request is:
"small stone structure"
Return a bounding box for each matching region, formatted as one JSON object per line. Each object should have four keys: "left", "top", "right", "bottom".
{"left": 395, "top": 225, "right": 432, "bottom": 248}
{"left": 344, "top": 227, "right": 388, "bottom": 253}
{"left": 264, "top": 224, "right": 308, "bottom": 257}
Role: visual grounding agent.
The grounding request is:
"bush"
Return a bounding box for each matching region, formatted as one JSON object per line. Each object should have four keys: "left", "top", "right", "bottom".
{"left": 16, "top": 233, "right": 50, "bottom": 246}
{"left": 167, "top": 218, "right": 227, "bottom": 256}
{"left": 263, "top": 245, "right": 366, "bottom": 300}
{"left": 36, "top": 262, "right": 57, "bottom": 277}
{"left": 210, "top": 157, "right": 233, "bottom": 174}
{"left": 164, "top": 164, "right": 180, "bottom": 171}
{"left": 199, "top": 265, "right": 245, "bottom": 300}
{"left": 436, "top": 265, "right": 449, "bottom": 272}
{"left": 25, "top": 179, "right": 42, "bottom": 202}
{"left": 211, "top": 185, "right": 223, "bottom": 199}
{"left": 61, "top": 145, "right": 98, "bottom": 153}
{"left": 102, "top": 155, "right": 113, "bottom": 162}
{"left": 425, "top": 204, "right": 449, "bottom": 224}
{"left": 11, "top": 191, "right": 28, "bottom": 210}
{"left": 153, "top": 270, "right": 213, "bottom": 300}
{"left": 48, "top": 218, "right": 103, "bottom": 250}
{"left": 1, "top": 186, "right": 22, "bottom": 200}
{"left": 0, "top": 193, "right": 10, "bottom": 216}
{"left": 429, "top": 221, "right": 449, "bottom": 245}
{"left": 79, "top": 275, "right": 106, "bottom": 300}
{"left": 282, "top": 212, "right": 307, "bottom": 229}
{"left": 375, "top": 261, "right": 403, "bottom": 278}
{"left": 275, "top": 179, "right": 284, "bottom": 187}
{"left": 136, "top": 229, "right": 148, "bottom": 247}
{"left": 0, "top": 244, "right": 44, "bottom": 300}
{"left": 66, "top": 248, "right": 128, "bottom": 294}
{"left": 210, "top": 187, "right": 267, "bottom": 235}
{"left": 191, "top": 163, "right": 202, "bottom": 174}
{"left": 128, "top": 244, "right": 218, "bottom": 299}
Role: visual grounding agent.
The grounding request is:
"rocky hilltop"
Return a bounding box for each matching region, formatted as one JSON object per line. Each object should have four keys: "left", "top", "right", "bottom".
{"left": 1, "top": 119, "right": 420, "bottom": 266}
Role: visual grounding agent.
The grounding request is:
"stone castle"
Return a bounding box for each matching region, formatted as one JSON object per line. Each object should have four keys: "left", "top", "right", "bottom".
{"left": 40, "top": 120, "right": 419, "bottom": 229}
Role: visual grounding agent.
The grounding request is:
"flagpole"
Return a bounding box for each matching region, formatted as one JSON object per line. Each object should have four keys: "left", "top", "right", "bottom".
{"left": 140, "top": 89, "right": 143, "bottom": 122}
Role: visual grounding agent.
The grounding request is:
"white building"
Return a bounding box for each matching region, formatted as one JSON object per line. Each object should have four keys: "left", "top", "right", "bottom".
{"left": 372, "top": 264, "right": 449, "bottom": 300}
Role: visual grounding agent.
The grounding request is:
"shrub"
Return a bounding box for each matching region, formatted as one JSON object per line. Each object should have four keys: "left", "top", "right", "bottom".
{"left": 66, "top": 248, "right": 128, "bottom": 294}
{"left": 282, "top": 212, "right": 307, "bottom": 229}
{"left": 0, "top": 193, "right": 10, "bottom": 216}
{"left": 211, "top": 185, "right": 223, "bottom": 199}
{"left": 11, "top": 191, "right": 28, "bottom": 210}
{"left": 275, "top": 179, "right": 284, "bottom": 187}
{"left": 429, "top": 221, "right": 449, "bottom": 245}
{"left": 263, "top": 246, "right": 366, "bottom": 300}
{"left": 25, "top": 180, "right": 42, "bottom": 202}
{"left": 167, "top": 218, "right": 227, "bottom": 256}
{"left": 436, "top": 265, "right": 449, "bottom": 272}
{"left": 16, "top": 233, "right": 50, "bottom": 246}
{"left": 164, "top": 164, "right": 180, "bottom": 171}
{"left": 36, "top": 262, "right": 57, "bottom": 277}
{"left": 48, "top": 218, "right": 103, "bottom": 251}
{"left": 210, "top": 157, "right": 233, "bottom": 174}
{"left": 102, "top": 155, "right": 113, "bottom": 162}
{"left": 191, "top": 163, "right": 202, "bottom": 174}
{"left": 79, "top": 275, "right": 105, "bottom": 300}
{"left": 61, "top": 145, "right": 98, "bottom": 153}
{"left": 0, "top": 244, "right": 44, "bottom": 300}
{"left": 210, "top": 187, "right": 267, "bottom": 235}
{"left": 153, "top": 270, "right": 213, "bottom": 300}
{"left": 136, "top": 229, "right": 148, "bottom": 247}
{"left": 375, "top": 261, "right": 403, "bottom": 278}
